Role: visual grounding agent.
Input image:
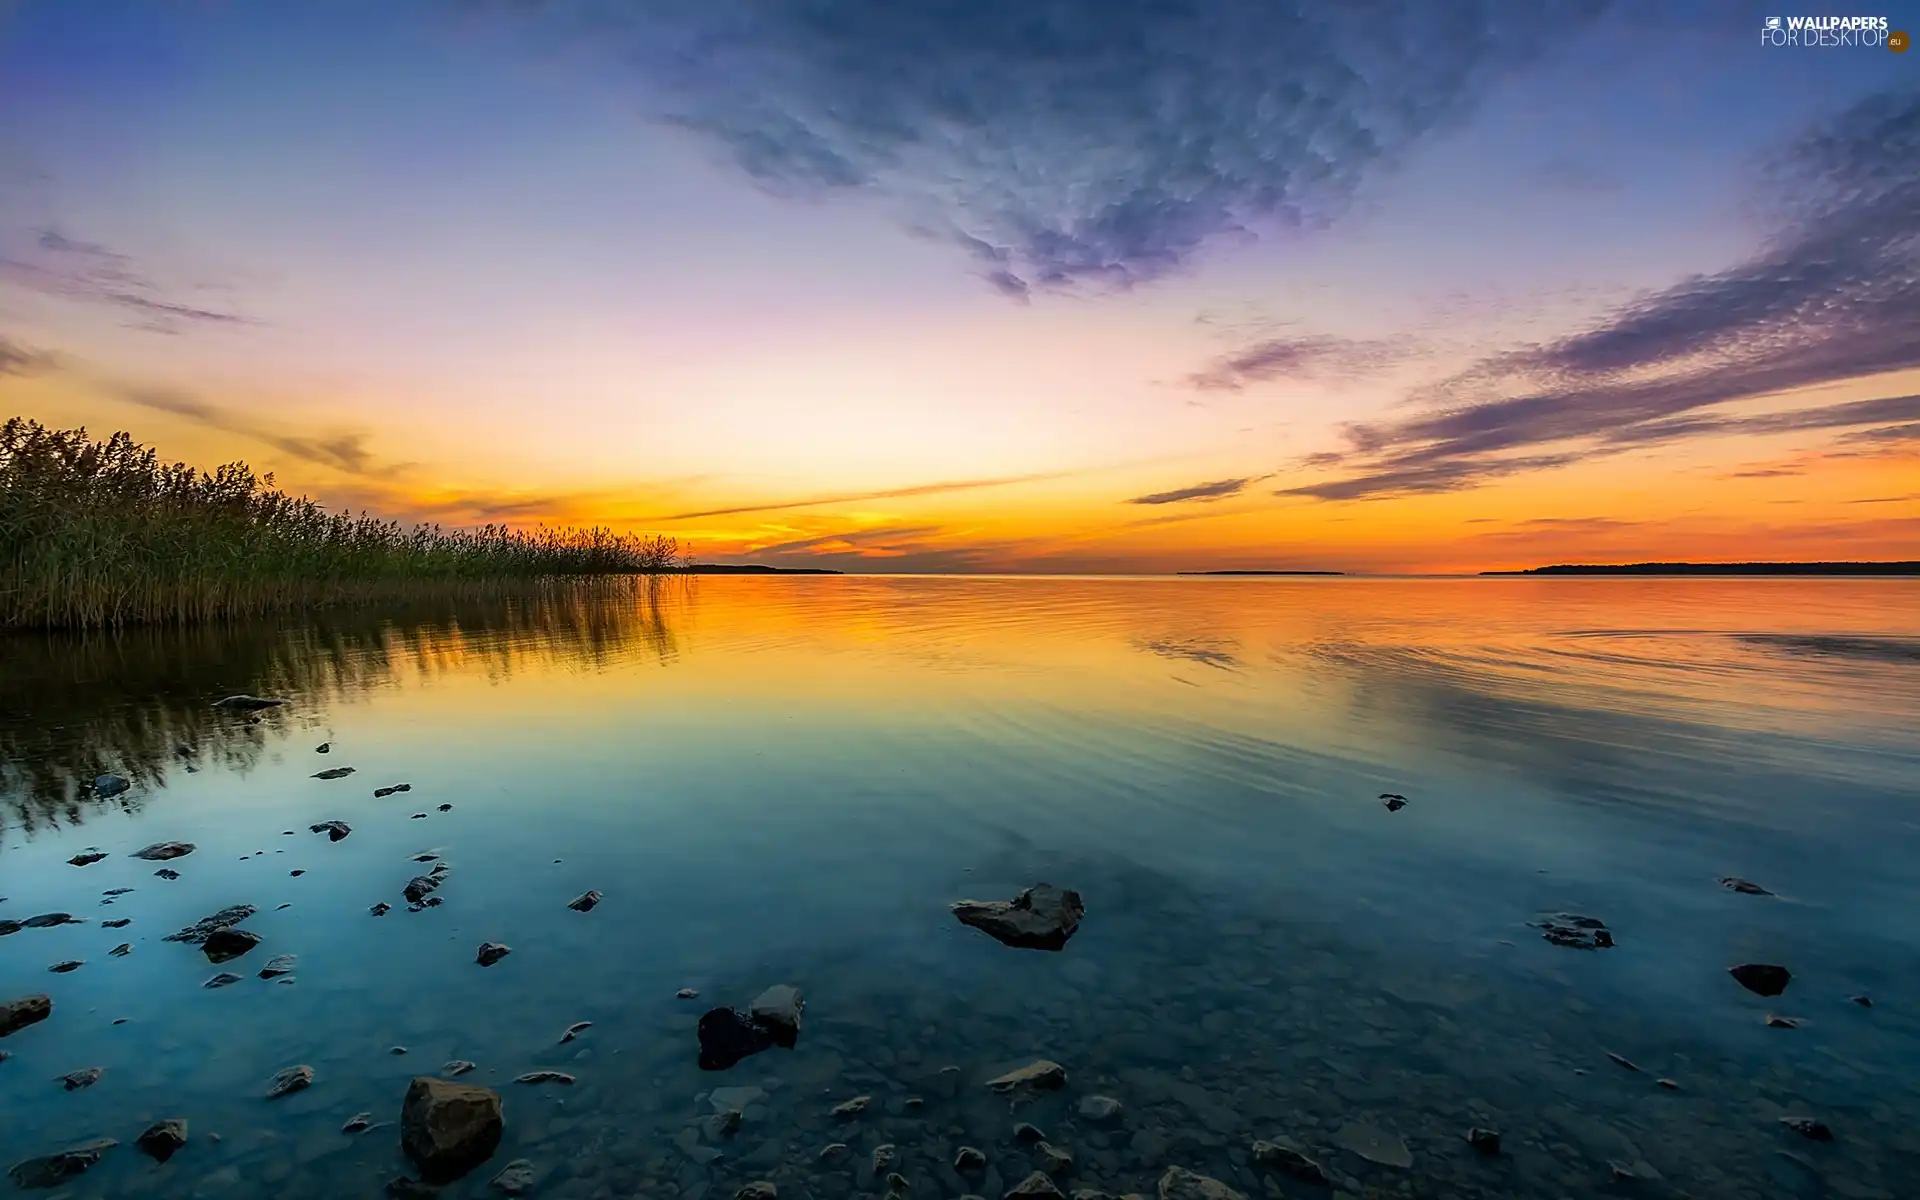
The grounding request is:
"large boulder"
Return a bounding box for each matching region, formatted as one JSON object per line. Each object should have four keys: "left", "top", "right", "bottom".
{"left": 401, "top": 1076, "right": 503, "bottom": 1181}
{"left": 1, "top": 994, "right": 53, "bottom": 1038}
{"left": 951, "top": 884, "right": 1084, "bottom": 951}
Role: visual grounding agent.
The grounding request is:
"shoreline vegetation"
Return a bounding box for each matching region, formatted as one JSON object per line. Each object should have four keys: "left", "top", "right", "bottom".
{"left": 1483, "top": 561, "right": 1920, "bottom": 576}
{"left": 1, "top": 418, "right": 685, "bottom": 631}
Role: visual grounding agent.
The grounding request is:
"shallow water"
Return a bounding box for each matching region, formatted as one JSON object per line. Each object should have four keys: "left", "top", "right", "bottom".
{"left": 2, "top": 575, "right": 1917, "bottom": 1199}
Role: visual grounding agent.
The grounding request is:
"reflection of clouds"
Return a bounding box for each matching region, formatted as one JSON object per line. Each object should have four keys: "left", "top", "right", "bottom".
{"left": 0, "top": 577, "right": 689, "bottom": 841}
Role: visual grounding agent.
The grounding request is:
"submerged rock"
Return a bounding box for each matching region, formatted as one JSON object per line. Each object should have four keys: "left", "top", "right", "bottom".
{"left": 443, "top": 1060, "right": 477, "bottom": 1077}
{"left": 490, "top": 1159, "right": 536, "bottom": 1196}
{"left": 1007, "top": 1172, "right": 1066, "bottom": 1200}
{"left": 951, "top": 884, "right": 1084, "bottom": 950}
{"left": 204, "top": 973, "right": 244, "bottom": 989}
{"left": 370, "top": 903, "right": 391, "bottom": 917}
{"left": 559, "top": 1021, "right": 592, "bottom": 1043}
{"left": 342, "top": 1112, "right": 373, "bottom": 1134}
{"left": 68, "top": 851, "right": 108, "bottom": 867}
{"left": 404, "top": 870, "right": 447, "bottom": 905}
{"left": 62, "top": 1067, "right": 103, "bottom": 1090}
{"left": 1780, "top": 1116, "right": 1833, "bottom": 1142}
{"left": 1730, "top": 963, "right": 1792, "bottom": 997}
{"left": 102, "top": 918, "right": 130, "bottom": 928}
{"left": 567, "top": 890, "right": 602, "bottom": 912}
{"left": 1, "top": 994, "right": 53, "bottom": 1037}
{"left": 514, "top": 1070, "right": 574, "bottom": 1086}
{"left": 735, "top": 1183, "right": 778, "bottom": 1200}
{"left": 1766, "top": 1014, "right": 1800, "bottom": 1028}
{"left": 1157, "top": 1167, "right": 1243, "bottom": 1200}
{"left": 202, "top": 928, "right": 262, "bottom": 964}
{"left": 1379, "top": 792, "right": 1408, "bottom": 811}
{"left": 155, "top": 868, "right": 181, "bottom": 880}
{"left": 696, "top": 1008, "right": 777, "bottom": 1071}
{"left": 48, "top": 961, "right": 83, "bottom": 974}
{"left": 677, "top": 987, "right": 698, "bottom": 999}
{"left": 94, "top": 774, "right": 130, "bottom": 798}
{"left": 1719, "top": 876, "right": 1772, "bottom": 896}
{"left": 316, "top": 742, "right": 331, "bottom": 753}
{"left": 476, "top": 943, "right": 511, "bottom": 967}
{"left": 165, "top": 905, "right": 257, "bottom": 945}
{"left": 259, "top": 955, "right": 297, "bottom": 979}
{"left": 401, "top": 1076, "right": 504, "bottom": 1181}
{"left": 266, "top": 1064, "right": 314, "bottom": 1098}
{"left": 374, "top": 783, "right": 413, "bottom": 798}
{"left": 313, "top": 767, "right": 356, "bottom": 781}
{"left": 1251, "top": 1139, "right": 1328, "bottom": 1182}
{"left": 749, "top": 984, "right": 803, "bottom": 1044}
{"left": 214, "top": 694, "right": 287, "bottom": 710}
{"left": 7, "top": 1137, "right": 116, "bottom": 1189}
{"left": 954, "top": 1146, "right": 987, "bottom": 1173}
{"left": 24, "top": 912, "right": 80, "bottom": 928}
{"left": 1078, "top": 1095, "right": 1123, "bottom": 1123}
{"left": 109, "top": 944, "right": 131, "bottom": 957}
{"left": 1531, "top": 913, "right": 1615, "bottom": 949}
{"left": 310, "top": 821, "right": 351, "bottom": 842}
{"left": 1466, "top": 1127, "right": 1502, "bottom": 1156}
{"left": 831, "top": 1095, "right": 871, "bottom": 1119}
{"left": 1332, "top": 1121, "right": 1411, "bottom": 1168}
{"left": 136, "top": 1119, "right": 188, "bottom": 1163}
{"left": 102, "top": 887, "right": 134, "bottom": 896}
{"left": 987, "top": 1060, "right": 1067, "bottom": 1094}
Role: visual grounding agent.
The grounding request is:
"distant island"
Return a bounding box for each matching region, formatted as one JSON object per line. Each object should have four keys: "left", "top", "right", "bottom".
{"left": 1483, "top": 562, "right": 1920, "bottom": 577}
{"left": 677, "top": 563, "right": 843, "bottom": 575}
{"left": 1177, "top": 570, "right": 1345, "bottom": 576}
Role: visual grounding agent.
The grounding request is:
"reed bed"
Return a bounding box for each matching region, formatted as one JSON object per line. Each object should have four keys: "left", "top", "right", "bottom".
{"left": 0, "top": 417, "right": 684, "bottom": 629}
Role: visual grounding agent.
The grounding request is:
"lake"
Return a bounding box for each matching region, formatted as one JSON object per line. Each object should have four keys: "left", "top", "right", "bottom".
{"left": 2, "top": 575, "right": 1917, "bottom": 1199}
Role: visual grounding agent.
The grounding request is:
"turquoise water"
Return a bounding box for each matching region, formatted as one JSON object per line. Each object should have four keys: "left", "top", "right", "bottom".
{"left": 2, "top": 575, "right": 1917, "bottom": 1198}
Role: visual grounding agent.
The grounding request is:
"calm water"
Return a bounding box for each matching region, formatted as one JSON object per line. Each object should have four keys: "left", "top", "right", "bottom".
{"left": 2, "top": 575, "right": 1917, "bottom": 1199}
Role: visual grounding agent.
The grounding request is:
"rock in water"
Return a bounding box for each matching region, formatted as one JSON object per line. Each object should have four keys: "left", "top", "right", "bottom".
{"left": 165, "top": 905, "right": 257, "bottom": 945}
{"left": 401, "top": 1076, "right": 504, "bottom": 1182}
{"left": 370, "top": 903, "right": 391, "bottom": 917}
{"left": 491, "top": 1159, "right": 536, "bottom": 1196}
{"left": 951, "top": 884, "right": 1084, "bottom": 950}
{"left": 443, "top": 1061, "right": 477, "bottom": 1077}
{"left": 698, "top": 1007, "right": 776, "bottom": 1070}
{"left": 567, "top": 890, "right": 602, "bottom": 912}
{"left": 62, "top": 1067, "right": 103, "bottom": 1090}
{"left": 1333, "top": 1121, "right": 1411, "bottom": 1168}
{"left": 1531, "top": 913, "right": 1615, "bottom": 949}
{"left": 202, "top": 928, "right": 262, "bottom": 964}
{"left": 1, "top": 994, "right": 53, "bottom": 1037}
{"left": 213, "top": 694, "right": 287, "bottom": 710}
{"left": 987, "top": 1060, "right": 1068, "bottom": 1094}
{"left": 1007, "top": 1172, "right": 1066, "bottom": 1199}
{"left": 1466, "top": 1127, "right": 1502, "bottom": 1156}
{"left": 69, "top": 851, "right": 108, "bottom": 866}
{"left": 1730, "top": 963, "right": 1792, "bottom": 997}
{"left": 736, "top": 1184, "right": 778, "bottom": 1200}
{"left": 109, "top": 944, "right": 131, "bottom": 957}
{"left": 48, "top": 961, "right": 83, "bottom": 974}
{"left": 1157, "top": 1167, "right": 1244, "bottom": 1200}
{"left": 1379, "top": 793, "right": 1408, "bottom": 811}
{"left": 154, "top": 869, "right": 180, "bottom": 880}
{"left": 313, "top": 767, "right": 356, "bottom": 780}
{"left": 559, "top": 1021, "right": 592, "bottom": 1044}
{"left": 1780, "top": 1116, "right": 1833, "bottom": 1142}
{"left": 7, "top": 1138, "right": 116, "bottom": 1189}
{"left": 266, "top": 1065, "right": 314, "bottom": 1098}
{"left": 476, "top": 943, "right": 511, "bottom": 967}
{"left": 259, "top": 955, "right": 297, "bottom": 979}
{"left": 1719, "top": 876, "right": 1772, "bottom": 896}
{"left": 1250, "top": 1139, "right": 1328, "bottom": 1183}
{"left": 749, "top": 984, "right": 803, "bottom": 1046}
{"left": 514, "top": 1071, "right": 574, "bottom": 1086}
{"left": 203, "top": 973, "right": 244, "bottom": 989}
{"left": 94, "top": 774, "right": 130, "bottom": 797}
{"left": 404, "top": 874, "right": 444, "bottom": 904}
{"left": 310, "top": 821, "right": 351, "bottom": 842}
{"left": 136, "top": 1119, "right": 188, "bottom": 1163}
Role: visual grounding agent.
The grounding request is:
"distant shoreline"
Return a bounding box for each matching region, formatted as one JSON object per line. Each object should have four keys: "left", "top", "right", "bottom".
{"left": 1176, "top": 570, "right": 1346, "bottom": 576}
{"left": 1482, "top": 562, "right": 1920, "bottom": 577}
{"left": 675, "top": 563, "right": 844, "bottom": 575}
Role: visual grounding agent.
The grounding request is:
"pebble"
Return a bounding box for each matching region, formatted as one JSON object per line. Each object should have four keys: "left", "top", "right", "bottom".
{"left": 266, "top": 1065, "right": 314, "bottom": 1098}
{"left": 831, "top": 1094, "right": 871, "bottom": 1118}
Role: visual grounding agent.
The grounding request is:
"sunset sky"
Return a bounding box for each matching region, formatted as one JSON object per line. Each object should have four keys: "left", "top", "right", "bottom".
{"left": 1, "top": 0, "right": 1915, "bottom": 573}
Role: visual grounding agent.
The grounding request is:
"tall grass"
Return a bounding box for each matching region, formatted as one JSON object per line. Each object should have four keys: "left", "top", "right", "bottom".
{"left": 0, "top": 417, "right": 685, "bottom": 629}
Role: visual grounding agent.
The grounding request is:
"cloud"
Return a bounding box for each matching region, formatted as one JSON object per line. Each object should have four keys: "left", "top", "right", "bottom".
{"left": 474, "top": 0, "right": 1607, "bottom": 297}
{"left": 1289, "top": 88, "right": 1920, "bottom": 500}
{"left": 1126, "top": 476, "right": 1261, "bottom": 505}
{"left": 0, "top": 226, "right": 248, "bottom": 332}
{"left": 1725, "top": 466, "right": 1803, "bottom": 479}
{"left": 103, "top": 381, "right": 398, "bottom": 478}
{"left": 653, "top": 470, "right": 1076, "bottom": 520}
{"left": 0, "top": 331, "right": 50, "bottom": 376}
{"left": 1187, "top": 336, "right": 1409, "bottom": 391}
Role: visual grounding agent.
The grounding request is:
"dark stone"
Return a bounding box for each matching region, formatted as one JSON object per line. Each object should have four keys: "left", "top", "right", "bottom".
{"left": 313, "top": 767, "right": 357, "bottom": 780}
{"left": 749, "top": 984, "right": 803, "bottom": 1045}
{"left": 560, "top": 1021, "right": 592, "bottom": 1043}
{"left": 102, "top": 918, "right": 130, "bottom": 928}
{"left": 831, "top": 1095, "right": 871, "bottom": 1118}
{"left": 371, "top": 903, "right": 392, "bottom": 916}
{"left": 1780, "top": 1117, "right": 1832, "bottom": 1142}
{"left": 476, "top": 943, "right": 511, "bottom": 967}
{"left": 1, "top": 994, "right": 52, "bottom": 1037}
{"left": 7, "top": 1138, "right": 116, "bottom": 1189}
{"left": 1251, "top": 1139, "right": 1329, "bottom": 1182}
{"left": 259, "top": 955, "right": 297, "bottom": 979}
{"left": 202, "top": 928, "right": 262, "bottom": 964}
{"left": 109, "top": 944, "right": 131, "bottom": 957}
{"left": 343, "top": 1112, "right": 373, "bottom": 1133}
{"left": 567, "top": 890, "right": 602, "bottom": 912}
{"left": 204, "top": 973, "right": 244, "bottom": 989}
{"left": 48, "top": 961, "right": 83, "bottom": 974}
{"left": 401, "top": 1076, "right": 504, "bottom": 1181}
{"left": 1006, "top": 1171, "right": 1066, "bottom": 1199}
{"left": 955, "top": 1146, "right": 987, "bottom": 1173}
{"left": 23, "top": 913, "right": 80, "bottom": 928}
{"left": 386, "top": 1175, "right": 443, "bottom": 1197}
{"left": 375, "top": 783, "right": 414, "bottom": 797}
{"left": 404, "top": 874, "right": 444, "bottom": 904}
{"left": 68, "top": 851, "right": 108, "bottom": 867}
{"left": 438, "top": 803, "right": 453, "bottom": 812}
{"left": 1531, "top": 913, "right": 1615, "bottom": 949}
{"left": 316, "top": 742, "right": 330, "bottom": 753}
{"left": 1851, "top": 994, "right": 1872, "bottom": 1007}
{"left": 103, "top": 888, "right": 134, "bottom": 896}
{"left": 311, "top": 821, "right": 351, "bottom": 841}
{"left": 165, "top": 905, "right": 256, "bottom": 945}
{"left": 1380, "top": 794, "right": 1408, "bottom": 811}
{"left": 1730, "top": 963, "right": 1792, "bottom": 997}
{"left": 1719, "top": 876, "right": 1772, "bottom": 895}
{"left": 988, "top": 1061, "right": 1067, "bottom": 1093}
{"left": 155, "top": 869, "right": 181, "bottom": 880}
{"left": 1607, "top": 1052, "right": 1639, "bottom": 1071}
{"left": 136, "top": 1119, "right": 188, "bottom": 1163}
{"left": 62, "top": 1067, "right": 102, "bottom": 1090}
{"left": 1466, "top": 1127, "right": 1501, "bottom": 1156}
{"left": 698, "top": 1007, "right": 779, "bottom": 1071}
{"left": 267, "top": 1065, "right": 314, "bottom": 1098}
{"left": 952, "top": 884, "right": 1084, "bottom": 951}
{"left": 1014, "top": 1122, "right": 1048, "bottom": 1144}
{"left": 94, "top": 774, "right": 130, "bottom": 797}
